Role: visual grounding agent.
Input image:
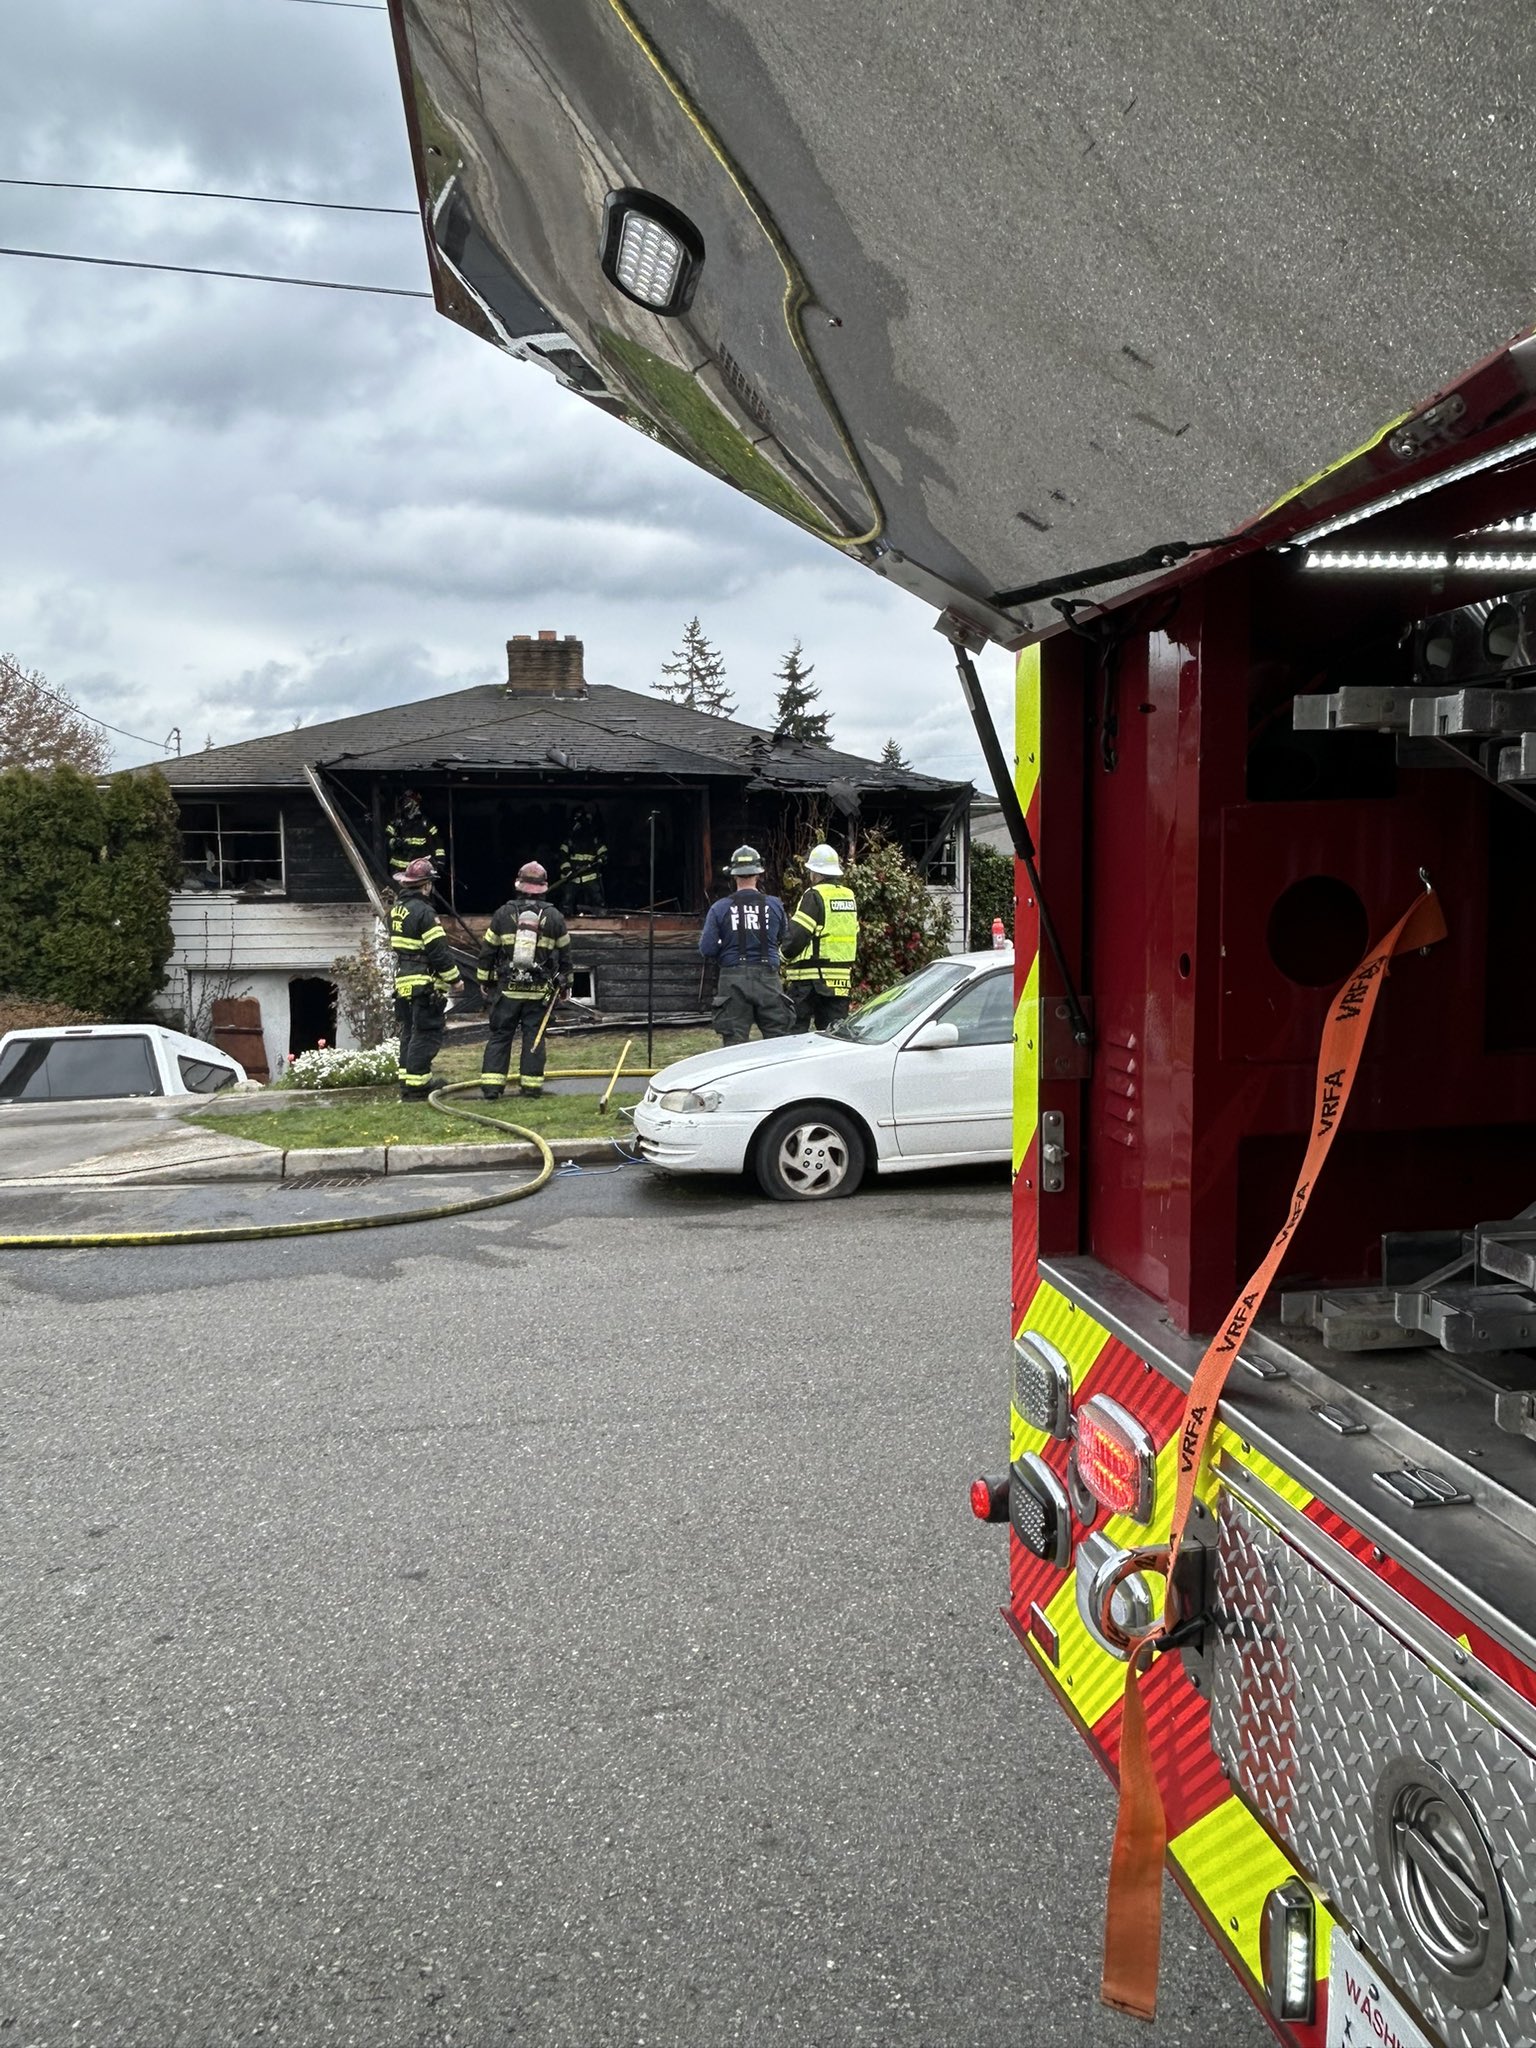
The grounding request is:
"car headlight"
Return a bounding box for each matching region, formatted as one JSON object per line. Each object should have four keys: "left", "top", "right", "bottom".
{"left": 657, "top": 1087, "right": 721, "bottom": 1113}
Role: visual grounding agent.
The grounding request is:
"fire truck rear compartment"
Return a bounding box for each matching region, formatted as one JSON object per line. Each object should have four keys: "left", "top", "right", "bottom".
{"left": 1039, "top": 460, "right": 1536, "bottom": 1342}
{"left": 1028, "top": 456, "right": 1536, "bottom": 2044}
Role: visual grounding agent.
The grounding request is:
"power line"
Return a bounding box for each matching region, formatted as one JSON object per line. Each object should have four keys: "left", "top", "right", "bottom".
{"left": 2, "top": 663, "right": 172, "bottom": 755}
{"left": 271, "top": 0, "right": 386, "bottom": 9}
{"left": 0, "top": 176, "right": 415, "bottom": 217}
{"left": 0, "top": 245, "right": 431, "bottom": 298}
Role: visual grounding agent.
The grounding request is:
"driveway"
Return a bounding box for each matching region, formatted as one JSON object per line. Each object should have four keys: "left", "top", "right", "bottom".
{"left": 0, "top": 1096, "right": 274, "bottom": 1183}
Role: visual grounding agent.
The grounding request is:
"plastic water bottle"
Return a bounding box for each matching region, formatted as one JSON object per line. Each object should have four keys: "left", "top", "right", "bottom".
{"left": 991, "top": 917, "right": 1008, "bottom": 950}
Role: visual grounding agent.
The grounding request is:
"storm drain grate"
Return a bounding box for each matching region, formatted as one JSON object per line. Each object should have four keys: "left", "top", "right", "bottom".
{"left": 277, "top": 1172, "right": 376, "bottom": 1192}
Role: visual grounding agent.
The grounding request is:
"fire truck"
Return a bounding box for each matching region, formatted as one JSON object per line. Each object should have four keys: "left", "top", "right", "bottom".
{"left": 386, "top": 5, "right": 1536, "bottom": 2040}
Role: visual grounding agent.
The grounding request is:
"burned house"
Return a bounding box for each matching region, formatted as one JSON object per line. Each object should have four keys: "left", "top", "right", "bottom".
{"left": 156, "top": 632, "right": 974, "bottom": 1077}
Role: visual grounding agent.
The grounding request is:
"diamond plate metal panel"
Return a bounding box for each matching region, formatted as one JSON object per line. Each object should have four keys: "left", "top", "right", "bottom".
{"left": 1210, "top": 1498, "right": 1536, "bottom": 2048}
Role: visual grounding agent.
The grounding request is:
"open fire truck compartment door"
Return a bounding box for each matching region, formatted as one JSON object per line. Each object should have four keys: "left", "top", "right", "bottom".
{"left": 388, "top": 0, "right": 1536, "bottom": 636}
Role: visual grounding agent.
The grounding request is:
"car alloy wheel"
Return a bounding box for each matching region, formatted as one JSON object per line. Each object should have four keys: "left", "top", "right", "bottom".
{"left": 755, "top": 1105, "right": 866, "bottom": 1201}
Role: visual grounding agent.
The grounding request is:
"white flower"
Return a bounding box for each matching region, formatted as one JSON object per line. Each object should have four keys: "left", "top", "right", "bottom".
{"left": 279, "top": 1038, "right": 401, "bottom": 1089}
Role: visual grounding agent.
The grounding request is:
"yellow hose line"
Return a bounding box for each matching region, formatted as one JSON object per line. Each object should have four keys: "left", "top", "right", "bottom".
{"left": 602, "top": 0, "right": 884, "bottom": 551}
{"left": 0, "top": 1087, "right": 556, "bottom": 1252}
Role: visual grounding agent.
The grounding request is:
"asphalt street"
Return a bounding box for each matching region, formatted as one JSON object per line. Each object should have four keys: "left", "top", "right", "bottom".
{"left": 1, "top": 1161, "right": 1264, "bottom": 2047}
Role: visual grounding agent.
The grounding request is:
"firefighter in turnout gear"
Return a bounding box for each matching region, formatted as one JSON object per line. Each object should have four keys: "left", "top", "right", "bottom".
{"left": 477, "top": 861, "right": 572, "bottom": 1097}
{"left": 386, "top": 789, "right": 445, "bottom": 875}
{"left": 698, "top": 846, "right": 793, "bottom": 1046}
{"left": 782, "top": 843, "right": 859, "bottom": 1031}
{"left": 554, "top": 807, "right": 607, "bottom": 914}
{"left": 389, "top": 858, "right": 462, "bottom": 1099}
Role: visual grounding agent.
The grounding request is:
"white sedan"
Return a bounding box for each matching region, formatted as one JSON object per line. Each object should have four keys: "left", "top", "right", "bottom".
{"left": 630, "top": 951, "right": 1014, "bottom": 1200}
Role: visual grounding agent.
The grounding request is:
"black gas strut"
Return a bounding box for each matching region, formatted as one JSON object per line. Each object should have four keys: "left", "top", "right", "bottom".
{"left": 949, "top": 640, "right": 1091, "bottom": 1049}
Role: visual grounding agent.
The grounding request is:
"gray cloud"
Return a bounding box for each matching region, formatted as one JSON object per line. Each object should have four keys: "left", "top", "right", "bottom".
{"left": 1, "top": 0, "right": 1013, "bottom": 792}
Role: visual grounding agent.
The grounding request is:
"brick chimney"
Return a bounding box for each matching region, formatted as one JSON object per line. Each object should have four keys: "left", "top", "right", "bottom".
{"left": 505, "top": 630, "right": 586, "bottom": 698}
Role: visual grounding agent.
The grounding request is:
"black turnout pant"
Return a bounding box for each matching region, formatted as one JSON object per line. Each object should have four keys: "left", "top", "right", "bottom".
{"left": 396, "top": 990, "right": 447, "bottom": 1093}
{"left": 481, "top": 991, "right": 554, "bottom": 1095}
{"left": 788, "top": 983, "right": 851, "bottom": 1033}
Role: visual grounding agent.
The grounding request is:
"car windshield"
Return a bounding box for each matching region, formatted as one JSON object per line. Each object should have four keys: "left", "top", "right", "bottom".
{"left": 828, "top": 960, "right": 974, "bottom": 1045}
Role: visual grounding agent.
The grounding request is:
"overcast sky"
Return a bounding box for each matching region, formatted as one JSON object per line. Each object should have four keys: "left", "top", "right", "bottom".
{"left": 1, "top": 0, "right": 1015, "bottom": 786}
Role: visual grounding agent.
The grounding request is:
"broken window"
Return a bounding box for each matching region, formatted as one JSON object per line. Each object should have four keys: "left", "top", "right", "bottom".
{"left": 904, "top": 817, "right": 959, "bottom": 886}
{"left": 179, "top": 801, "right": 285, "bottom": 892}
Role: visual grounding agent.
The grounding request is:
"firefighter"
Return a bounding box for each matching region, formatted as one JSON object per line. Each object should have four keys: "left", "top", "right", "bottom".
{"left": 782, "top": 842, "right": 859, "bottom": 1031}
{"left": 389, "top": 858, "right": 462, "bottom": 1100}
{"left": 698, "top": 846, "right": 793, "bottom": 1046}
{"left": 386, "top": 789, "right": 445, "bottom": 875}
{"left": 477, "top": 860, "right": 572, "bottom": 1098}
{"left": 555, "top": 807, "right": 607, "bottom": 914}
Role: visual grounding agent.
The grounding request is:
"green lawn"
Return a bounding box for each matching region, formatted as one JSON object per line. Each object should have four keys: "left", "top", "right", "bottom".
{"left": 436, "top": 1027, "right": 716, "bottom": 1086}
{"left": 188, "top": 1088, "right": 632, "bottom": 1151}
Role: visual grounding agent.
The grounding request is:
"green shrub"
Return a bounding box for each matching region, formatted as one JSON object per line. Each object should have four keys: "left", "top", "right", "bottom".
{"left": 0, "top": 766, "right": 179, "bottom": 1019}
{"left": 843, "top": 831, "right": 953, "bottom": 1000}
{"left": 969, "top": 840, "right": 1015, "bottom": 949}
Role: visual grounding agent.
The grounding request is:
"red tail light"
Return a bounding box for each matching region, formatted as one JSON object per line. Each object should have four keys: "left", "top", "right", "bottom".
{"left": 1073, "top": 1395, "right": 1157, "bottom": 1524}
{"left": 970, "top": 1474, "right": 1010, "bottom": 1523}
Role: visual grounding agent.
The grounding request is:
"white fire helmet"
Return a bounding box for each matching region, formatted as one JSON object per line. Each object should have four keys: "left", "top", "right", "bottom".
{"left": 804, "top": 843, "right": 843, "bottom": 878}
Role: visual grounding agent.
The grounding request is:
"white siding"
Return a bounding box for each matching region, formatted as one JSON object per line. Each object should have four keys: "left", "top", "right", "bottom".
{"left": 163, "top": 897, "right": 375, "bottom": 1079}
{"left": 170, "top": 895, "right": 374, "bottom": 971}
{"left": 927, "top": 884, "right": 968, "bottom": 954}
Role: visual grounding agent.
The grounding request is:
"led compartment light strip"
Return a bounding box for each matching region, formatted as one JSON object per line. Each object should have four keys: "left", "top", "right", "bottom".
{"left": 1302, "top": 549, "right": 1536, "bottom": 572}
{"left": 1302, "top": 551, "right": 1449, "bottom": 571}
{"left": 1282, "top": 428, "right": 1536, "bottom": 549}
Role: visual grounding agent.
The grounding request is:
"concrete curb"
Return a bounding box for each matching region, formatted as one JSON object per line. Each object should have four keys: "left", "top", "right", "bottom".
{"left": 1, "top": 1135, "right": 641, "bottom": 1190}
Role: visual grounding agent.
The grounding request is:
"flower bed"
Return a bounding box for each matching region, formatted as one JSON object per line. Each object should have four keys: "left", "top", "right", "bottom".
{"left": 276, "top": 1039, "right": 400, "bottom": 1090}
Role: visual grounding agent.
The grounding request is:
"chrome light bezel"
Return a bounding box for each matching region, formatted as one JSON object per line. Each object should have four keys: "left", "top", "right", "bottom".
{"left": 600, "top": 189, "right": 704, "bottom": 316}
{"left": 1012, "top": 1331, "right": 1073, "bottom": 1439}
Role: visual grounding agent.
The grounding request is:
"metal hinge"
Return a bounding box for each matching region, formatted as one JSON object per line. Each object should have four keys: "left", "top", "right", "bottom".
{"left": 1041, "top": 996, "right": 1093, "bottom": 1080}
{"left": 1372, "top": 1465, "right": 1473, "bottom": 1509}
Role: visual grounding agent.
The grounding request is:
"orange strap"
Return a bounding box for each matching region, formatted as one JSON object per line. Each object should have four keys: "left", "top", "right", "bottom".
{"left": 1100, "top": 884, "right": 1446, "bottom": 2021}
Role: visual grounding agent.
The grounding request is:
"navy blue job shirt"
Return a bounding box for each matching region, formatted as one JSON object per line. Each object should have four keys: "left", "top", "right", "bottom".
{"left": 699, "top": 888, "right": 788, "bottom": 967}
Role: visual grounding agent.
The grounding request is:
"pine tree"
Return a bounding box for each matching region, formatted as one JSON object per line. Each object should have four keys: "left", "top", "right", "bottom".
{"left": 771, "top": 640, "right": 831, "bottom": 744}
{"left": 653, "top": 616, "right": 735, "bottom": 717}
{"left": 879, "top": 737, "right": 911, "bottom": 770}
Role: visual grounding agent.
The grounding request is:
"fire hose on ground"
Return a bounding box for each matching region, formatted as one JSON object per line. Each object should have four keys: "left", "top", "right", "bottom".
{"left": 0, "top": 1038, "right": 655, "bottom": 1253}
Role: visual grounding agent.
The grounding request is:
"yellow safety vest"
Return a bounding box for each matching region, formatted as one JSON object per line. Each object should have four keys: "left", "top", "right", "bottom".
{"left": 784, "top": 884, "right": 858, "bottom": 993}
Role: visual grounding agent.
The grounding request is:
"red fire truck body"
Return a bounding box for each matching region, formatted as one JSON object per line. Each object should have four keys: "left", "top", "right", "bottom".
{"left": 1003, "top": 450, "right": 1536, "bottom": 2041}
{"left": 386, "top": 5, "right": 1536, "bottom": 2038}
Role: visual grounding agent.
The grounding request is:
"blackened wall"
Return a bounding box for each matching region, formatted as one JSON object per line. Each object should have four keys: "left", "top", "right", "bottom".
{"left": 283, "top": 793, "right": 359, "bottom": 900}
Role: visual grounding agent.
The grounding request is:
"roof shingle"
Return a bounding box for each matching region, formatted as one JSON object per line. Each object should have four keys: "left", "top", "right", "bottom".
{"left": 156, "top": 682, "right": 964, "bottom": 795}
